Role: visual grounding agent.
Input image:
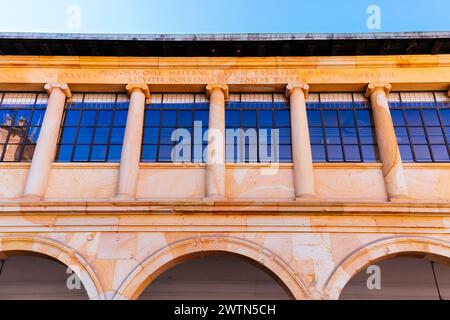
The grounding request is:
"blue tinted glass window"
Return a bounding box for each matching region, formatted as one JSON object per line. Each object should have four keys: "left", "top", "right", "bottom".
{"left": 307, "top": 110, "right": 322, "bottom": 126}
{"left": 307, "top": 94, "right": 379, "bottom": 163}
{"left": 142, "top": 94, "right": 209, "bottom": 163}
{"left": 0, "top": 93, "right": 46, "bottom": 162}
{"left": 56, "top": 94, "right": 128, "bottom": 162}
{"left": 392, "top": 92, "right": 449, "bottom": 163}
{"left": 225, "top": 94, "right": 291, "bottom": 163}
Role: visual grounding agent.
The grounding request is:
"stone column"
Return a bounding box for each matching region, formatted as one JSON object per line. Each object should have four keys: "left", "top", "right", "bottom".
{"left": 286, "top": 84, "right": 316, "bottom": 200}
{"left": 115, "top": 84, "right": 150, "bottom": 200}
{"left": 365, "top": 83, "right": 408, "bottom": 201}
{"left": 23, "top": 83, "right": 72, "bottom": 199}
{"left": 205, "top": 84, "right": 228, "bottom": 200}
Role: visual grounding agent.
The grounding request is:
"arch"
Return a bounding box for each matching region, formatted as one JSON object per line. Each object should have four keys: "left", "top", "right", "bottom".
{"left": 0, "top": 235, "right": 104, "bottom": 300}
{"left": 114, "top": 235, "right": 311, "bottom": 300}
{"left": 324, "top": 236, "right": 450, "bottom": 300}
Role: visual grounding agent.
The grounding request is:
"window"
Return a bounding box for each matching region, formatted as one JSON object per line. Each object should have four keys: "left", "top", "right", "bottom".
{"left": 0, "top": 93, "right": 47, "bottom": 162}
{"left": 307, "top": 93, "right": 379, "bottom": 163}
{"left": 225, "top": 94, "right": 292, "bottom": 163}
{"left": 56, "top": 93, "right": 129, "bottom": 162}
{"left": 142, "top": 94, "right": 209, "bottom": 163}
{"left": 389, "top": 92, "right": 450, "bottom": 163}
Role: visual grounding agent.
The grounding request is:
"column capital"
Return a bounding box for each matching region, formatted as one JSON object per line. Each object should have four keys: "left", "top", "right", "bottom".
{"left": 44, "top": 83, "right": 72, "bottom": 98}
{"left": 365, "top": 83, "right": 392, "bottom": 98}
{"left": 206, "top": 84, "right": 229, "bottom": 100}
{"left": 126, "top": 84, "right": 151, "bottom": 99}
{"left": 285, "top": 83, "right": 309, "bottom": 99}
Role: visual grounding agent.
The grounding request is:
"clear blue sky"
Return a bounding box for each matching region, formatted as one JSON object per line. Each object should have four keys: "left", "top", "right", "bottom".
{"left": 0, "top": 0, "right": 449, "bottom": 34}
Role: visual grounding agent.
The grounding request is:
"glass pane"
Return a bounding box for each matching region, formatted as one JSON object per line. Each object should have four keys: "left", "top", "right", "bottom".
{"left": 427, "top": 127, "right": 445, "bottom": 144}
{"left": 327, "top": 145, "right": 343, "bottom": 162}
{"left": 143, "top": 127, "right": 159, "bottom": 144}
{"left": 145, "top": 110, "right": 161, "bottom": 126}
{"left": 161, "top": 111, "right": 177, "bottom": 127}
{"left": 409, "top": 127, "right": 427, "bottom": 144}
{"left": 390, "top": 110, "right": 405, "bottom": 126}
{"left": 160, "top": 127, "right": 175, "bottom": 144}
{"left": 91, "top": 145, "right": 107, "bottom": 161}
{"left": 178, "top": 111, "right": 193, "bottom": 127}
{"left": 274, "top": 110, "right": 290, "bottom": 127}
{"left": 323, "top": 111, "right": 338, "bottom": 126}
{"left": 76, "top": 127, "right": 94, "bottom": 144}
{"left": 27, "top": 127, "right": 41, "bottom": 143}
{"left": 341, "top": 127, "right": 358, "bottom": 144}
{"left": 399, "top": 144, "right": 413, "bottom": 162}
{"left": 405, "top": 110, "right": 423, "bottom": 126}
{"left": 73, "top": 145, "right": 90, "bottom": 161}
{"left": 325, "top": 127, "right": 341, "bottom": 144}
{"left": 278, "top": 128, "right": 291, "bottom": 144}
{"left": 440, "top": 109, "right": 450, "bottom": 125}
{"left": 31, "top": 109, "right": 45, "bottom": 126}
{"left": 80, "top": 111, "right": 96, "bottom": 126}
{"left": 344, "top": 145, "right": 361, "bottom": 162}
{"left": 413, "top": 145, "right": 432, "bottom": 161}
{"left": 108, "top": 145, "right": 122, "bottom": 162}
{"left": 395, "top": 127, "right": 410, "bottom": 144}
{"left": 309, "top": 128, "right": 324, "bottom": 144}
{"left": 94, "top": 127, "right": 110, "bottom": 144}
{"left": 361, "top": 145, "right": 379, "bottom": 162}
{"left": 226, "top": 110, "right": 241, "bottom": 127}
{"left": 258, "top": 110, "right": 273, "bottom": 127}
{"left": 193, "top": 110, "right": 209, "bottom": 126}
{"left": 422, "top": 109, "right": 440, "bottom": 126}
{"left": 279, "top": 145, "right": 292, "bottom": 162}
{"left": 64, "top": 110, "right": 80, "bottom": 126}
{"left": 15, "top": 110, "right": 32, "bottom": 126}
{"left": 242, "top": 110, "right": 257, "bottom": 127}
{"left": 113, "top": 110, "right": 128, "bottom": 126}
{"left": 311, "top": 145, "right": 326, "bottom": 162}
{"left": 355, "top": 110, "right": 373, "bottom": 127}
{"left": 56, "top": 145, "right": 73, "bottom": 162}
{"left": 158, "top": 145, "right": 173, "bottom": 162}
{"left": 110, "top": 127, "right": 125, "bottom": 144}
{"left": 307, "top": 110, "right": 322, "bottom": 127}
{"left": 142, "top": 145, "right": 157, "bottom": 162}
{"left": 431, "top": 145, "right": 449, "bottom": 162}
{"left": 97, "top": 111, "right": 113, "bottom": 126}
{"left": 60, "top": 127, "right": 77, "bottom": 144}
{"left": 359, "top": 127, "right": 377, "bottom": 144}
{"left": 340, "top": 110, "right": 355, "bottom": 127}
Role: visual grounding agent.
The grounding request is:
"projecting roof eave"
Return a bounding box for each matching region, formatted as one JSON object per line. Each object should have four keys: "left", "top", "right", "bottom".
{"left": 1, "top": 31, "right": 450, "bottom": 41}
{"left": 0, "top": 31, "right": 449, "bottom": 56}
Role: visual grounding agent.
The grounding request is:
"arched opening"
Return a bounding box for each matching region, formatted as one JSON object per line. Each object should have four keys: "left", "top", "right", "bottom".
{"left": 0, "top": 251, "right": 90, "bottom": 300}
{"left": 138, "top": 252, "right": 293, "bottom": 300}
{"left": 340, "top": 253, "right": 450, "bottom": 300}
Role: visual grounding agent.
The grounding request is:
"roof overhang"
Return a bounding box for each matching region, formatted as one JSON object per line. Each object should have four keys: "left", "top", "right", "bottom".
{"left": 0, "top": 32, "right": 449, "bottom": 57}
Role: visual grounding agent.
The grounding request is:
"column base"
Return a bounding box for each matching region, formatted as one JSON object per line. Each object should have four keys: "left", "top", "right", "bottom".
{"left": 21, "top": 194, "right": 44, "bottom": 201}
{"left": 294, "top": 194, "right": 318, "bottom": 202}
{"left": 388, "top": 194, "right": 411, "bottom": 203}
{"left": 112, "top": 194, "right": 136, "bottom": 202}
{"left": 203, "top": 195, "right": 227, "bottom": 203}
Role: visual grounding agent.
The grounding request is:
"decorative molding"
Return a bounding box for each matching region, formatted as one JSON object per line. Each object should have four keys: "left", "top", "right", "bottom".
{"left": 206, "top": 84, "right": 229, "bottom": 100}
{"left": 285, "top": 83, "right": 309, "bottom": 99}
{"left": 44, "top": 83, "right": 72, "bottom": 98}
{"left": 125, "top": 84, "right": 150, "bottom": 99}
{"left": 365, "top": 83, "right": 392, "bottom": 98}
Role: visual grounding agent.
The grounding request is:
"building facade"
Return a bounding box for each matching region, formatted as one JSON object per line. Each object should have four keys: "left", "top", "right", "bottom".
{"left": 0, "top": 33, "right": 449, "bottom": 300}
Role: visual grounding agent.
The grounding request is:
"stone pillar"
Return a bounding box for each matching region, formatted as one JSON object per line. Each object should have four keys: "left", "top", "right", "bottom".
{"left": 205, "top": 84, "right": 228, "bottom": 200}
{"left": 23, "top": 83, "right": 72, "bottom": 199}
{"left": 115, "top": 84, "right": 150, "bottom": 200}
{"left": 365, "top": 83, "right": 408, "bottom": 201}
{"left": 286, "top": 84, "right": 316, "bottom": 200}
